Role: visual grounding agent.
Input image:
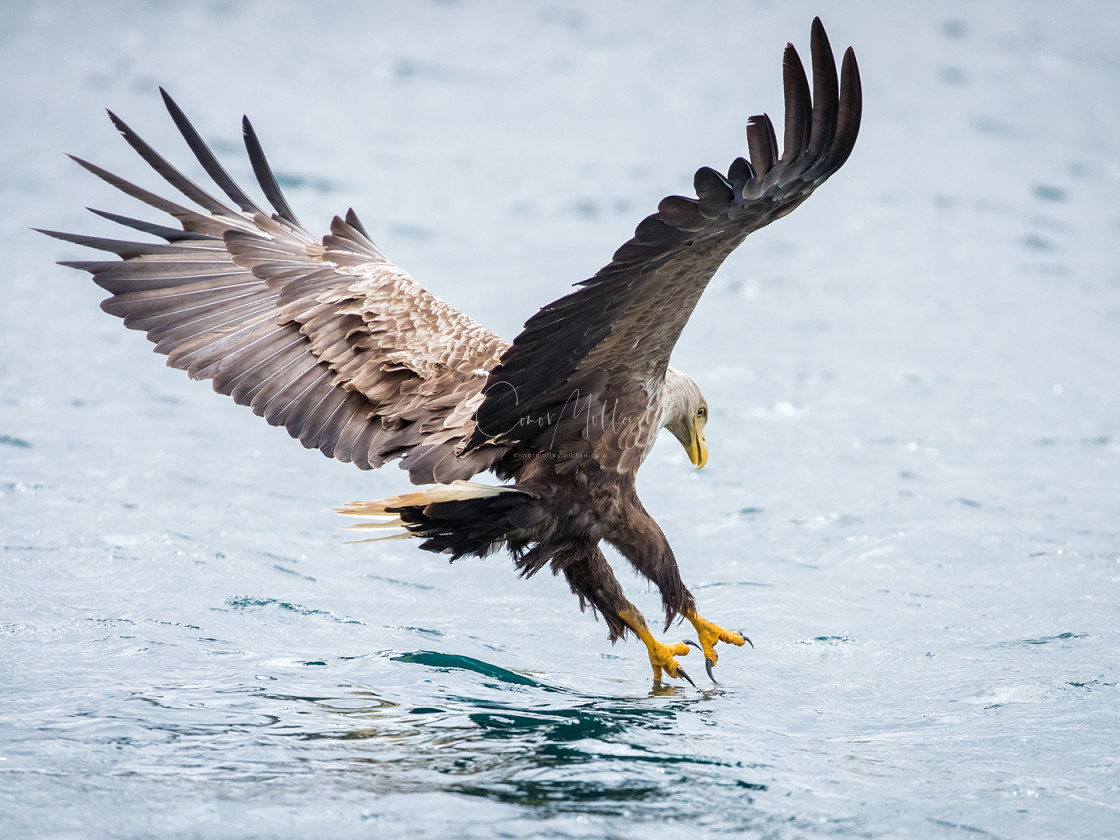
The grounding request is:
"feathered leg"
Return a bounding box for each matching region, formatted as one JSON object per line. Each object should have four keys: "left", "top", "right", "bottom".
{"left": 605, "top": 497, "right": 696, "bottom": 625}
{"left": 607, "top": 496, "right": 751, "bottom": 682}
{"left": 560, "top": 544, "right": 695, "bottom": 686}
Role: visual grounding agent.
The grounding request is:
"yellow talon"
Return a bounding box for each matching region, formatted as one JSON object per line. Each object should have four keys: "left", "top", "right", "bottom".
{"left": 685, "top": 609, "right": 749, "bottom": 668}
{"left": 619, "top": 608, "right": 694, "bottom": 685}
{"left": 647, "top": 638, "right": 693, "bottom": 683}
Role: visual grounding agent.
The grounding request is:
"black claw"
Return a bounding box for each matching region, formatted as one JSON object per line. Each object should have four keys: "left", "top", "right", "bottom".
{"left": 675, "top": 666, "right": 696, "bottom": 688}
{"left": 740, "top": 631, "right": 755, "bottom": 649}
{"left": 705, "top": 657, "right": 717, "bottom": 683}
{"left": 683, "top": 639, "right": 702, "bottom": 652}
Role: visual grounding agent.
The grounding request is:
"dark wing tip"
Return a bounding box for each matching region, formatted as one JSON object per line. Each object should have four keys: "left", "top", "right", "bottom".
{"left": 745, "top": 113, "right": 778, "bottom": 183}
{"left": 768, "top": 19, "right": 861, "bottom": 190}
{"left": 34, "top": 227, "right": 95, "bottom": 248}
{"left": 241, "top": 115, "right": 302, "bottom": 227}
{"left": 105, "top": 108, "right": 126, "bottom": 134}
{"left": 812, "top": 44, "right": 861, "bottom": 179}
{"left": 842, "top": 46, "right": 862, "bottom": 100}
{"left": 103, "top": 104, "right": 235, "bottom": 218}
{"left": 780, "top": 42, "right": 811, "bottom": 164}
{"left": 86, "top": 206, "right": 211, "bottom": 242}
{"left": 344, "top": 207, "right": 371, "bottom": 239}
{"left": 159, "top": 89, "right": 262, "bottom": 215}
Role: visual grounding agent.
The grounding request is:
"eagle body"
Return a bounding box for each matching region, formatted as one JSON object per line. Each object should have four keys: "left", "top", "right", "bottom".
{"left": 45, "top": 19, "right": 861, "bottom": 684}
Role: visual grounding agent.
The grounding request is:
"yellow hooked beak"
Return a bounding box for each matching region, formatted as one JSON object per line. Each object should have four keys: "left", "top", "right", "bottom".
{"left": 687, "top": 421, "right": 708, "bottom": 470}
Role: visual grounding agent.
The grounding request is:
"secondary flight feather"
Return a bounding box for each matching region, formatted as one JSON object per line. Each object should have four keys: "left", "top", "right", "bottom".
{"left": 43, "top": 18, "right": 861, "bottom": 684}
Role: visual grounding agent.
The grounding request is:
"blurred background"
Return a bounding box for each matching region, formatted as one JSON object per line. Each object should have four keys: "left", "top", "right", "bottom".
{"left": 2, "top": 2, "right": 1117, "bottom": 838}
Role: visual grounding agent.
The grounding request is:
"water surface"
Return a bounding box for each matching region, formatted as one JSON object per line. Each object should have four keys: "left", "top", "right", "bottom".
{"left": 2, "top": 2, "right": 1118, "bottom": 837}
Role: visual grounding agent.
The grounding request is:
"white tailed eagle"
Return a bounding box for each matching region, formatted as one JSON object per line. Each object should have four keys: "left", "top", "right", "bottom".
{"left": 43, "top": 18, "right": 861, "bottom": 684}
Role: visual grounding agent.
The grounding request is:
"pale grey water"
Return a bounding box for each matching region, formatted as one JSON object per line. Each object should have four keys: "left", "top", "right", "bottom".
{"left": 2, "top": 2, "right": 1118, "bottom": 838}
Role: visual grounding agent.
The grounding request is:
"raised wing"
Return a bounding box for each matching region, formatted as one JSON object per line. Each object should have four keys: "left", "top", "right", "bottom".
{"left": 42, "top": 89, "right": 509, "bottom": 484}
{"left": 467, "top": 18, "right": 861, "bottom": 472}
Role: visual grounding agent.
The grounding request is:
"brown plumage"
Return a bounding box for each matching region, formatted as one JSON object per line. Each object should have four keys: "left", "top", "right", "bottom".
{"left": 44, "top": 18, "right": 861, "bottom": 684}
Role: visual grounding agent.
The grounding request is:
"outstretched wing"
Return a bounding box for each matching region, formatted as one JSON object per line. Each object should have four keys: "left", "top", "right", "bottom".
{"left": 42, "top": 90, "right": 510, "bottom": 484}
{"left": 467, "top": 18, "right": 861, "bottom": 472}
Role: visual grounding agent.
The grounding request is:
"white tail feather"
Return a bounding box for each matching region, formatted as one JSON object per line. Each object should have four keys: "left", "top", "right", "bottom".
{"left": 343, "top": 532, "right": 416, "bottom": 546}
{"left": 335, "top": 480, "right": 521, "bottom": 542}
{"left": 343, "top": 518, "right": 406, "bottom": 530}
